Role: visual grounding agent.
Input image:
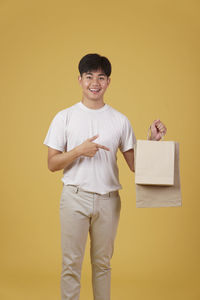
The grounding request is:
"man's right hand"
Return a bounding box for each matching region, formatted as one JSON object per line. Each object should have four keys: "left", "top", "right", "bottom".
{"left": 76, "top": 135, "right": 110, "bottom": 157}
{"left": 47, "top": 135, "right": 109, "bottom": 172}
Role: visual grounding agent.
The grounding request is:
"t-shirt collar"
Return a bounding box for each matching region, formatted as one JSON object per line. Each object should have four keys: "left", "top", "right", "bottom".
{"left": 78, "top": 101, "right": 109, "bottom": 112}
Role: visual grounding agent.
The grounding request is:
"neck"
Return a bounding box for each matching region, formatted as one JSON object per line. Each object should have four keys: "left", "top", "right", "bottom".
{"left": 81, "top": 97, "right": 105, "bottom": 109}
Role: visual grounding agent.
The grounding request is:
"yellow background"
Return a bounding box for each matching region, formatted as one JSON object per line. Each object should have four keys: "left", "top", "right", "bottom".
{"left": 0, "top": 0, "right": 199, "bottom": 299}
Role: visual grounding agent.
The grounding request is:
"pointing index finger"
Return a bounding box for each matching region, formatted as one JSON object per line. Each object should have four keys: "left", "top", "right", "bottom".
{"left": 96, "top": 144, "right": 110, "bottom": 151}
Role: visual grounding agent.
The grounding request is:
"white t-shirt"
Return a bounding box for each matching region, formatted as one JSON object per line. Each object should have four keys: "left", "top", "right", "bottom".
{"left": 43, "top": 101, "right": 136, "bottom": 194}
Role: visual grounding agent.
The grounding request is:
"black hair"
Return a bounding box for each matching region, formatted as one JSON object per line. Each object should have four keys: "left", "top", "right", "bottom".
{"left": 78, "top": 53, "right": 111, "bottom": 77}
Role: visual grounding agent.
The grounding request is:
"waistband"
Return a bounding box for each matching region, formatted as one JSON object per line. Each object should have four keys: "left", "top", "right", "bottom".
{"left": 64, "top": 184, "right": 119, "bottom": 198}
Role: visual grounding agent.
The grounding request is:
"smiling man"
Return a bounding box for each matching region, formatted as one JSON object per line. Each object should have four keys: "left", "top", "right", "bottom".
{"left": 43, "top": 53, "right": 167, "bottom": 300}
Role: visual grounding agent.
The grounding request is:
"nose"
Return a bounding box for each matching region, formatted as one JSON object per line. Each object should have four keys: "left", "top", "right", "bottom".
{"left": 91, "top": 77, "right": 100, "bottom": 85}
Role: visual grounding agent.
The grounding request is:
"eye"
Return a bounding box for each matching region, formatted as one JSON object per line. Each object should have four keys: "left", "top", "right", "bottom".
{"left": 86, "top": 76, "right": 92, "bottom": 79}
{"left": 99, "top": 77, "right": 105, "bottom": 80}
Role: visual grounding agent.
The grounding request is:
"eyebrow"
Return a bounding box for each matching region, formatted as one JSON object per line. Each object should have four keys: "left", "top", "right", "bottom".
{"left": 86, "top": 72, "right": 106, "bottom": 76}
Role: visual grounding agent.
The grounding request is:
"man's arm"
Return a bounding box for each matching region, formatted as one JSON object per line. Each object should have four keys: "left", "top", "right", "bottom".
{"left": 48, "top": 147, "right": 81, "bottom": 172}
{"left": 47, "top": 135, "right": 109, "bottom": 172}
{"left": 122, "top": 149, "right": 135, "bottom": 172}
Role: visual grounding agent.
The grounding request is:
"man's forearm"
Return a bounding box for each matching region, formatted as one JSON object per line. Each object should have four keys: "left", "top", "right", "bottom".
{"left": 48, "top": 147, "right": 82, "bottom": 172}
{"left": 122, "top": 149, "right": 135, "bottom": 172}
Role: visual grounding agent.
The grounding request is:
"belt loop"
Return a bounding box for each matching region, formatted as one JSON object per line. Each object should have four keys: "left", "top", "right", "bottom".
{"left": 109, "top": 192, "right": 111, "bottom": 197}
{"left": 76, "top": 186, "right": 79, "bottom": 193}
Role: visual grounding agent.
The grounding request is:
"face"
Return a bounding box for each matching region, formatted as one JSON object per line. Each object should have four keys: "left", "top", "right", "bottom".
{"left": 78, "top": 69, "right": 111, "bottom": 102}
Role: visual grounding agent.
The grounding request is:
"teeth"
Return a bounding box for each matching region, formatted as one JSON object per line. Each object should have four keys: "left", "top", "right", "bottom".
{"left": 90, "top": 89, "right": 100, "bottom": 91}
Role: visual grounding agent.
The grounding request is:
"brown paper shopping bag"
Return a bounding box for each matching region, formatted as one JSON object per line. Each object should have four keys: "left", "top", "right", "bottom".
{"left": 135, "top": 140, "right": 175, "bottom": 185}
{"left": 134, "top": 142, "right": 182, "bottom": 208}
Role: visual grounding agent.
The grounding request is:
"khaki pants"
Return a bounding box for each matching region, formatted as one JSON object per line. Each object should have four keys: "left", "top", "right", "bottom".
{"left": 59, "top": 184, "right": 121, "bottom": 300}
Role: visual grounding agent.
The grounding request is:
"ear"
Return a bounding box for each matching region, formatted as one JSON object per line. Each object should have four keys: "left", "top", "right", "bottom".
{"left": 78, "top": 75, "right": 82, "bottom": 85}
{"left": 107, "top": 77, "right": 111, "bottom": 85}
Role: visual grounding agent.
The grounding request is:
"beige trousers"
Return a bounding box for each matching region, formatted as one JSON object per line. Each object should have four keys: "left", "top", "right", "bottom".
{"left": 59, "top": 184, "right": 121, "bottom": 300}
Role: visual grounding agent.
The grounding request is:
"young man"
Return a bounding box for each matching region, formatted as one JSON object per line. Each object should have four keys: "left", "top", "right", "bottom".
{"left": 43, "top": 53, "right": 167, "bottom": 300}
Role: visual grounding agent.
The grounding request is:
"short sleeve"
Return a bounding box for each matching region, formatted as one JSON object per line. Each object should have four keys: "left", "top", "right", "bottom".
{"left": 119, "top": 117, "right": 136, "bottom": 152}
{"left": 43, "top": 112, "right": 67, "bottom": 152}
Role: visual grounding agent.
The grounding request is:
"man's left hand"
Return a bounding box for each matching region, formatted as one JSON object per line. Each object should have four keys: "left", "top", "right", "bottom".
{"left": 150, "top": 119, "right": 167, "bottom": 141}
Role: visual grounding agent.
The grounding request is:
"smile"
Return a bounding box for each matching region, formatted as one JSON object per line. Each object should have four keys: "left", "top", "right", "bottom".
{"left": 89, "top": 88, "right": 101, "bottom": 93}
